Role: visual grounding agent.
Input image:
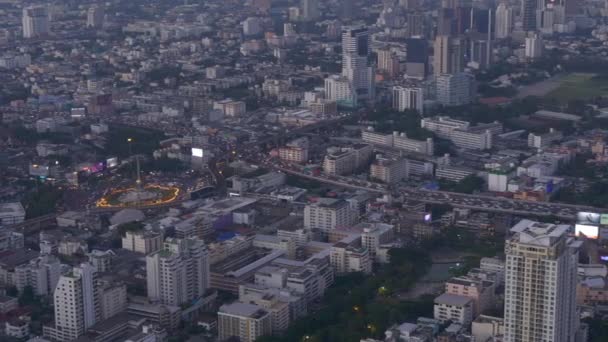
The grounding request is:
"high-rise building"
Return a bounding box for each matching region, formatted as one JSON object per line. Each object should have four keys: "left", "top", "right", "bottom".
{"left": 469, "top": 39, "right": 492, "bottom": 69}
{"left": 407, "top": 13, "right": 424, "bottom": 37}
{"left": 324, "top": 75, "right": 356, "bottom": 107}
{"left": 433, "top": 35, "right": 464, "bottom": 75}
{"left": 22, "top": 6, "right": 49, "bottom": 38}
{"left": 405, "top": 38, "right": 429, "bottom": 79}
{"left": 86, "top": 5, "right": 104, "bottom": 29}
{"left": 525, "top": 32, "right": 543, "bottom": 59}
{"left": 44, "top": 263, "right": 100, "bottom": 342}
{"left": 341, "top": 26, "right": 375, "bottom": 103}
{"left": 503, "top": 219, "right": 580, "bottom": 342}
{"left": 522, "top": 0, "right": 543, "bottom": 31}
{"left": 436, "top": 72, "right": 475, "bottom": 106}
{"left": 146, "top": 238, "right": 209, "bottom": 306}
{"left": 495, "top": 3, "right": 513, "bottom": 39}
{"left": 377, "top": 48, "right": 400, "bottom": 78}
{"left": 300, "top": 0, "right": 320, "bottom": 21}
{"left": 393, "top": 86, "right": 424, "bottom": 113}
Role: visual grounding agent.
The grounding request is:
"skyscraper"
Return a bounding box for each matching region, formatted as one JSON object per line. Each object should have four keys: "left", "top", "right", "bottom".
{"left": 44, "top": 263, "right": 100, "bottom": 342}
{"left": 146, "top": 237, "right": 209, "bottom": 306}
{"left": 300, "top": 0, "right": 320, "bottom": 21}
{"left": 341, "top": 26, "right": 375, "bottom": 103}
{"left": 495, "top": 3, "right": 513, "bottom": 39}
{"left": 433, "top": 35, "right": 464, "bottom": 75}
{"left": 503, "top": 220, "right": 580, "bottom": 342}
{"left": 86, "top": 5, "right": 104, "bottom": 29}
{"left": 405, "top": 37, "right": 429, "bottom": 79}
{"left": 522, "top": 0, "right": 543, "bottom": 31}
{"left": 436, "top": 72, "right": 475, "bottom": 106}
{"left": 22, "top": 6, "right": 49, "bottom": 38}
{"left": 393, "top": 86, "right": 424, "bottom": 113}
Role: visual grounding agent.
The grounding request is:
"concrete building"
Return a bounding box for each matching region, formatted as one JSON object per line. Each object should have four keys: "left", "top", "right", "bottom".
{"left": 0, "top": 202, "right": 25, "bottom": 226}
{"left": 86, "top": 5, "right": 104, "bottom": 28}
{"left": 370, "top": 156, "right": 408, "bottom": 184}
{"left": 392, "top": 86, "right": 424, "bottom": 114}
{"left": 377, "top": 49, "right": 400, "bottom": 78}
{"left": 218, "top": 302, "right": 272, "bottom": 342}
{"left": 330, "top": 242, "right": 372, "bottom": 274}
{"left": 495, "top": 3, "right": 513, "bottom": 39}
{"left": 472, "top": 315, "right": 504, "bottom": 342}
{"left": 22, "top": 6, "right": 49, "bottom": 38}
{"left": 278, "top": 137, "right": 309, "bottom": 164}
{"left": 434, "top": 293, "right": 474, "bottom": 325}
{"left": 362, "top": 129, "right": 434, "bottom": 156}
{"left": 436, "top": 72, "right": 475, "bottom": 107}
{"left": 341, "top": 26, "right": 375, "bottom": 103}
{"left": 323, "top": 144, "right": 372, "bottom": 175}
{"left": 146, "top": 238, "right": 209, "bottom": 306}
{"left": 445, "top": 275, "right": 496, "bottom": 316}
{"left": 433, "top": 36, "right": 464, "bottom": 76}
{"left": 360, "top": 222, "right": 395, "bottom": 262}
{"left": 122, "top": 229, "right": 163, "bottom": 255}
{"left": 528, "top": 128, "right": 563, "bottom": 149}
{"left": 14, "top": 255, "right": 61, "bottom": 296}
{"left": 44, "top": 264, "right": 99, "bottom": 342}
{"left": 300, "top": 0, "right": 320, "bottom": 21}
{"left": 525, "top": 33, "right": 543, "bottom": 59}
{"left": 98, "top": 279, "right": 128, "bottom": 320}
{"left": 238, "top": 288, "right": 291, "bottom": 332}
{"left": 503, "top": 219, "right": 581, "bottom": 342}
{"left": 303, "top": 198, "right": 357, "bottom": 233}
{"left": 324, "top": 75, "right": 356, "bottom": 107}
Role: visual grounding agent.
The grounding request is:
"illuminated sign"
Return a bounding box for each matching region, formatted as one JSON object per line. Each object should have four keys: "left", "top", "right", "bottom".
{"left": 192, "top": 148, "right": 203, "bottom": 158}
{"left": 575, "top": 224, "right": 599, "bottom": 240}
{"left": 577, "top": 212, "right": 600, "bottom": 226}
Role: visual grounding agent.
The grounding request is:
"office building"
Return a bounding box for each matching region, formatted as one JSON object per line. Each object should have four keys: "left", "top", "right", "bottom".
{"left": 99, "top": 279, "right": 128, "bottom": 320}
{"left": 218, "top": 302, "right": 272, "bottom": 342}
{"left": 300, "top": 0, "right": 320, "bottom": 21}
{"left": 341, "top": 26, "right": 375, "bottom": 103}
{"left": 44, "top": 263, "right": 100, "bottom": 342}
{"left": 146, "top": 238, "right": 209, "bottom": 306}
{"left": 303, "top": 198, "right": 357, "bottom": 232}
{"left": 407, "top": 13, "right": 424, "bottom": 37}
{"left": 525, "top": 32, "right": 543, "bottom": 59}
{"left": 360, "top": 222, "right": 395, "bottom": 262}
{"left": 436, "top": 72, "right": 475, "bottom": 106}
{"left": 528, "top": 128, "right": 563, "bottom": 149}
{"left": 421, "top": 116, "right": 470, "bottom": 139}
{"left": 405, "top": 38, "right": 428, "bottom": 79}
{"left": 242, "top": 17, "right": 263, "bottom": 36}
{"left": 393, "top": 86, "right": 424, "bottom": 114}
{"left": 433, "top": 36, "right": 464, "bottom": 76}
{"left": 22, "top": 6, "right": 49, "bottom": 38}
{"left": 469, "top": 39, "right": 492, "bottom": 70}
{"left": 122, "top": 229, "right": 163, "bottom": 255}
{"left": 377, "top": 49, "right": 400, "bottom": 78}
{"left": 86, "top": 5, "right": 104, "bottom": 29}
{"left": 503, "top": 219, "right": 581, "bottom": 342}
{"left": 522, "top": 0, "right": 542, "bottom": 31}
{"left": 495, "top": 3, "right": 513, "bottom": 39}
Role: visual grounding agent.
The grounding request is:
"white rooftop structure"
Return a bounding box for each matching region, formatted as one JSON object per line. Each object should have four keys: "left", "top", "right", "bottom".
{"left": 509, "top": 219, "right": 572, "bottom": 247}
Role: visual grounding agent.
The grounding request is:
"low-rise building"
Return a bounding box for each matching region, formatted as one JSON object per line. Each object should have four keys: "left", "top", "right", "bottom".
{"left": 218, "top": 302, "right": 272, "bottom": 342}
{"left": 434, "top": 293, "right": 474, "bottom": 325}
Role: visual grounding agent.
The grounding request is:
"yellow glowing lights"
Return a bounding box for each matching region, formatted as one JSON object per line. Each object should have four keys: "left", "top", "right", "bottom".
{"left": 96, "top": 184, "right": 180, "bottom": 208}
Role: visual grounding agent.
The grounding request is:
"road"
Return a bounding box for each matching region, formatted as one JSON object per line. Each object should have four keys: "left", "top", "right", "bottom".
{"left": 273, "top": 165, "right": 598, "bottom": 220}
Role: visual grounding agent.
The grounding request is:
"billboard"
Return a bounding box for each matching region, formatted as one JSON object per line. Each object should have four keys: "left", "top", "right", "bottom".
{"left": 191, "top": 148, "right": 203, "bottom": 158}
{"left": 577, "top": 212, "right": 600, "bottom": 226}
{"left": 106, "top": 157, "right": 118, "bottom": 169}
{"left": 601, "top": 214, "right": 608, "bottom": 226}
{"left": 575, "top": 224, "right": 599, "bottom": 240}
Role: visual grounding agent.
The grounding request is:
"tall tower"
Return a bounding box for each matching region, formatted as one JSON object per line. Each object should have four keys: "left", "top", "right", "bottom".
{"left": 341, "top": 26, "right": 375, "bottom": 103}
{"left": 146, "top": 238, "right": 209, "bottom": 306}
{"left": 46, "top": 263, "right": 100, "bottom": 341}
{"left": 300, "top": 0, "right": 320, "bottom": 21}
{"left": 22, "top": 6, "right": 49, "bottom": 38}
{"left": 433, "top": 35, "right": 464, "bottom": 75}
{"left": 522, "top": 0, "right": 544, "bottom": 31}
{"left": 495, "top": 3, "right": 513, "bottom": 39}
{"left": 86, "top": 5, "right": 104, "bottom": 29}
{"left": 503, "top": 220, "right": 580, "bottom": 342}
